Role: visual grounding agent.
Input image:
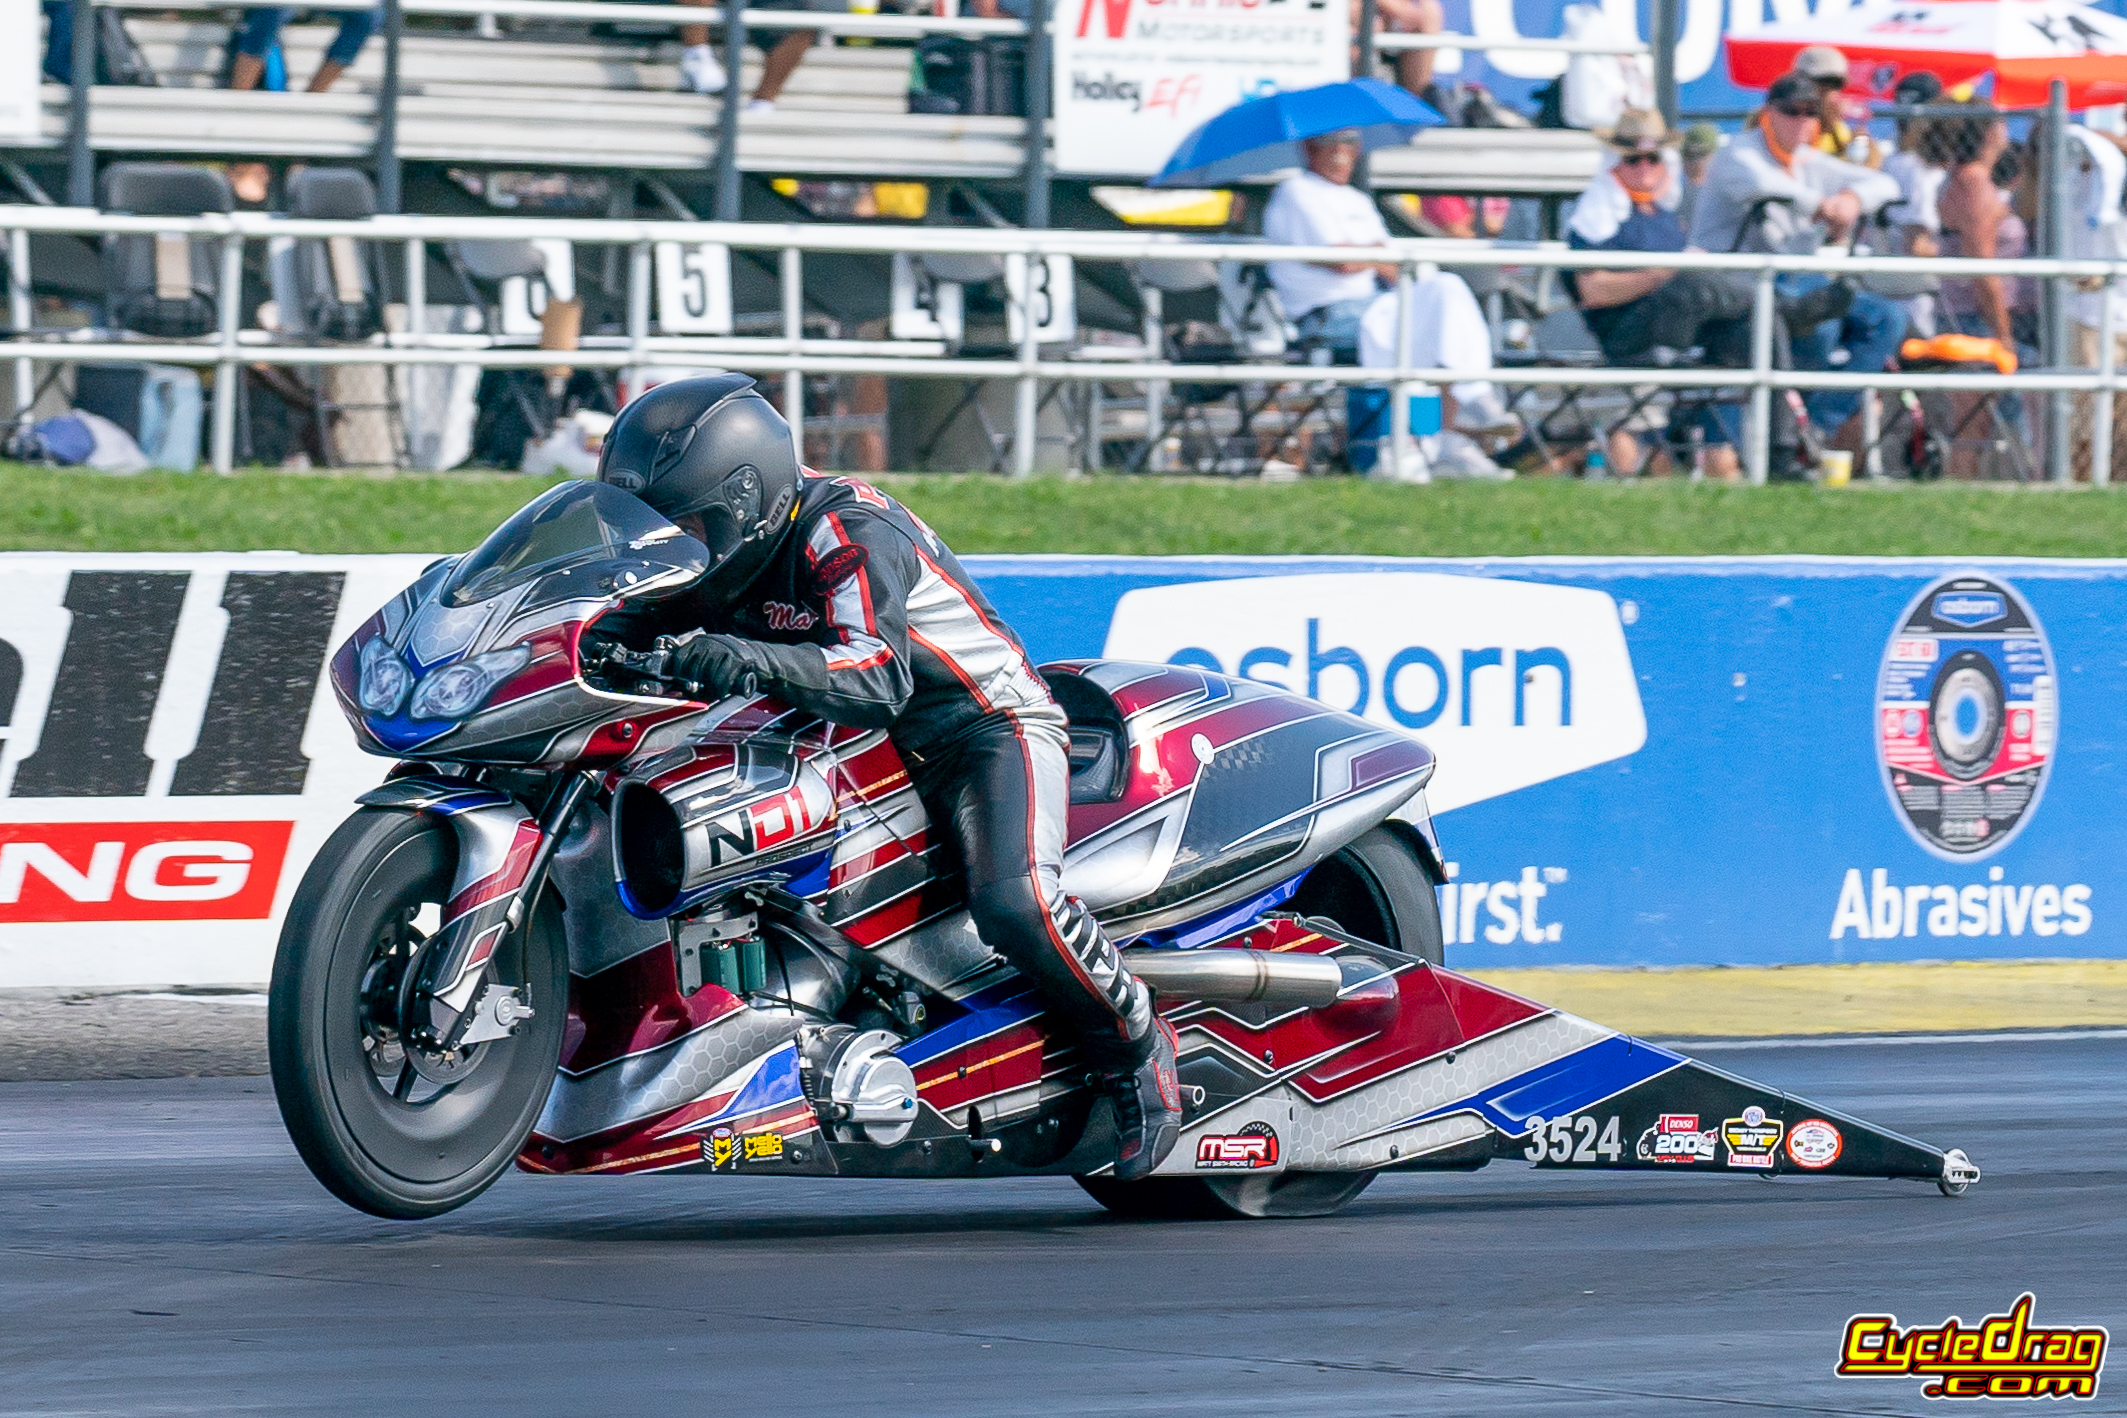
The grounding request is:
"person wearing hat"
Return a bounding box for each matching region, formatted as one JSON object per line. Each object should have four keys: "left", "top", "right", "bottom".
{"left": 1677, "top": 122, "right": 1721, "bottom": 231}
{"left": 1260, "top": 129, "right": 1400, "bottom": 360}
{"left": 1564, "top": 109, "right": 1807, "bottom": 477}
{"left": 1792, "top": 45, "right": 1876, "bottom": 162}
{"left": 1688, "top": 71, "right": 1905, "bottom": 440}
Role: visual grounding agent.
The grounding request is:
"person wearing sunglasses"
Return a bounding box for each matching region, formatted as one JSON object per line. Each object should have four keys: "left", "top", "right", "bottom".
{"left": 1687, "top": 71, "right": 1905, "bottom": 448}
{"left": 1563, "top": 109, "right": 1808, "bottom": 478}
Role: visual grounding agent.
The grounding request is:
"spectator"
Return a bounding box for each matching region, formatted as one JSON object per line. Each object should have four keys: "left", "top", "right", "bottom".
{"left": 1354, "top": 266, "right": 1516, "bottom": 480}
{"left": 1931, "top": 101, "right": 2037, "bottom": 438}
{"left": 1677, "top": 122, "right": 1719, "bottom": 231}
{"left": 1261, "top": 130, "right": 1399, "bottom": 360}
{"left": 676, "top": 0, "right": 832, "bottom": 110}
{"left": 1883, "top": 71, "right": 1947, "bottom": 335}
{"left": 1566, "top": 109, "right": 1811, "bottom": 478}
{"left": 1419, "top": 194, "right": 1509, "bottom": 239}
{"left": 1792, "top": 45, "right": 1879, "bottom": 165}
{"left": 1689, "top": 72, "right": 1904, "bottom": 436}
{"left": 228, "top": 7, "right": 380, "bottom": 92}
{"left": 2069, "top": 124, "right": 2127, "bottom": 477}
{"left": 1350, "top": 0, "right": 1444, "bottom": 104}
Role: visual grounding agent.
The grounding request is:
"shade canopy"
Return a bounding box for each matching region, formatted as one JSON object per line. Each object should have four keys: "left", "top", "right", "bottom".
{"left": 1150, "top": 78, "right": 1444, "bottom": 189}
{"left": 1727, "top": 0, "right": 2127, "bottom": 109}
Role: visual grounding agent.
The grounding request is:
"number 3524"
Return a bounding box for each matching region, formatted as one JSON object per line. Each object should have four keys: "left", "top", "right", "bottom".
{"left": 1523, "top": 1113, "right": 1623, "bottom": 1163}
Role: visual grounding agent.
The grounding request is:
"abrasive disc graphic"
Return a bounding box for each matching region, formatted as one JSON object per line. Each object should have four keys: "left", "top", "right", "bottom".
{"left": 1877, "top": 574, "right": 2056, "bottom": 857}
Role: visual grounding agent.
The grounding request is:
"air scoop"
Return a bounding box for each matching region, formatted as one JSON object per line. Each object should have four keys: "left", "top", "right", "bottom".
{"left": 1120, "top": 947, "right": 1345, "bottom": 1008}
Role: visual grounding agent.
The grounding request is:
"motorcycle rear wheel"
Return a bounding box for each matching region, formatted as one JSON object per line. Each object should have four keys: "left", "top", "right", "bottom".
{"left": 269, "top": 809, "right": 567, "bottom": 1219}
{"left": 1078, "top": 826, "right": 1444, "bottom": 1221}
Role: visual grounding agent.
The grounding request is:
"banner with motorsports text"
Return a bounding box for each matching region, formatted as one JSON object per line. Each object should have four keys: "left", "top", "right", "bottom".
{"left": 0, "top": 551, "right": 2118, "bottom": 987}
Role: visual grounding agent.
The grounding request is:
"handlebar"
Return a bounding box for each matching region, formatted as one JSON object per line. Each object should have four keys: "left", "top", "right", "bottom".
{"left": 583, "top": 635, "right": 704, "bottom": 699}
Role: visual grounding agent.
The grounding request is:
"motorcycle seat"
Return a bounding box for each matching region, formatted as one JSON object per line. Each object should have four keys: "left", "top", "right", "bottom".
{"left": 1045, "top": 669, "right": 1127, "bottom": 805}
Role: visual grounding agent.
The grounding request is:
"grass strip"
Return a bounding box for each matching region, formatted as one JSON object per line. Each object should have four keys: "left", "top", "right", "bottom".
{"left": 3, "top": 464, "right": 2124, "bottom": 557}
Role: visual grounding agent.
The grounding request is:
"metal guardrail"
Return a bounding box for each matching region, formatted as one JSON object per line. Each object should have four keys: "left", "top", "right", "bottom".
{"left": 4, "top": 207, "right": 2119, "bottom": 484}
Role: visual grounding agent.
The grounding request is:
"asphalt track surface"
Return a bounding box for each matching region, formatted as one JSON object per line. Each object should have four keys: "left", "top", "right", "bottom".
{"left": 4, "top": 1034, "right": 2121, "bottom": 1418}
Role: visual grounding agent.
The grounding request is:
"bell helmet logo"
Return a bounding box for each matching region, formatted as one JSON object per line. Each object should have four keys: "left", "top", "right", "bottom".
{"left": 0, "top": 821, "right": 294, "bottom": 923}
{"left": 1102, "top": 572, "right": 1646, "bottom": 813}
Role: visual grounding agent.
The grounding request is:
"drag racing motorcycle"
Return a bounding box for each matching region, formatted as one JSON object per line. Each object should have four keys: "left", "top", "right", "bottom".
{"left": 269, "top": 480, "right": 1981, "bottom": 1220}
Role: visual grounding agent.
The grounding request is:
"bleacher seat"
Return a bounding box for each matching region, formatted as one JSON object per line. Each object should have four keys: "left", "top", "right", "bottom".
{"left": 99, "top": 162, "right": 234, "bottom": 339}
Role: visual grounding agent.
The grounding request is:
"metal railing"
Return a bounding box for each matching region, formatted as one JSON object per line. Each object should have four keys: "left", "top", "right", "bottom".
{"left": 4, "top": 205, "right": 2120, "bottom": 484}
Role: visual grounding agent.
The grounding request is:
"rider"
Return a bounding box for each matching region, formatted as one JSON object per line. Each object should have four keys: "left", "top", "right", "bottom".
{"left": 595, "top": 373, "right": 1182, "bottom": 1181}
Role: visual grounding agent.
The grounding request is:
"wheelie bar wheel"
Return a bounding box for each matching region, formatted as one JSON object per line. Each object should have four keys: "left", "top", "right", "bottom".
{"left": 268, "top": 809, "right": 568, "bottom": 1219}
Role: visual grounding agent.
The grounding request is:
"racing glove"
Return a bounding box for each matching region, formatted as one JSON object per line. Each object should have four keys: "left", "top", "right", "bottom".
{"left": 668, "top": 633, "right": 764, "bottom": 699}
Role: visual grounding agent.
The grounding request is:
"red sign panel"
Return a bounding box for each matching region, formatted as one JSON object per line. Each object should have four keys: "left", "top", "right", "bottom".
{"left": 0, "top": 821, "right": 295, "bottom": 923}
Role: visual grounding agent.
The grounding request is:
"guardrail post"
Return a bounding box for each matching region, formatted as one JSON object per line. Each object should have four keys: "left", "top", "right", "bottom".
{"left": 713, "top": 3, "right": 747, "bottom": 222}
{"left": 626, "top": 238, "right": 651, "bottom": 406}
{"left": 402, "top": 235, "right": 424, "bottom": 468}
{"left": 1746, "top": 265, "right": 1774, "bottom": 485}
{"left": 210, "top": 230, "right": 243, "bottom": 474}
{"left": 1388, "top": 260, "right": 1413, "bottom": 478}
{"left": 2045, "top": 78, "right": 2070, "bottom": 483}
{"left": 2095, "top": 276, "right": 2117, "bottom": 489}
{"left": 9, "top": 228, "right": 32, "bottom": 433}
{"left": 66, "top": 0, "right": 94, "bottom": 206}
{"left": 1022, "top": 0, "right": 1050, "bottom": 229}
{"left": 1011, "top": 251, "right": 1036, "bottom": 477}
{"left": 781, "top": 243, "right": 804, "bottom": 460}
{"left": 1650, "top": 0, "right": 1679, "bottom": 127}
{"left": 1140, "top": 284, "right": 1164, "bottom": 470}
{"left": 376, "top": 0, "right": 403, "bottom": 215}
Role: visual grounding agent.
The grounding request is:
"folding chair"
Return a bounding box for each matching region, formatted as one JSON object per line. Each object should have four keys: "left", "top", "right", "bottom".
{"left": 268, "top": 167, "right": 401, "bottom": 466}
{"left": 1863, "top": 334, "right": 2036, "bottom": 482}
{"left": 100, "top": 163, "right": 234, "bottom": 338}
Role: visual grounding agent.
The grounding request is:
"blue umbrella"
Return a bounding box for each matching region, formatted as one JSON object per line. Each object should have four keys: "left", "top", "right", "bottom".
{"left": 1150, "top": 78, "right": 1443, "bottom": 188}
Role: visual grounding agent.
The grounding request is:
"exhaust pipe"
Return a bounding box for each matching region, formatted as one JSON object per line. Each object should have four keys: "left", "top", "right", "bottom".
{"left": 1120, "top": 947, "right": 1344, "bottom": 1008}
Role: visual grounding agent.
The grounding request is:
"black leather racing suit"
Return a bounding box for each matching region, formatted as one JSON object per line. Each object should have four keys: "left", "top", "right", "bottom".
{"left": 683, "top": 472, "right": 1155, "bottom": 1070}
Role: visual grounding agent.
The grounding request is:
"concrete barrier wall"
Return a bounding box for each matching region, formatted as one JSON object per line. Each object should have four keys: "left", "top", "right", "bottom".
{"left": 1, "top": 552, "right": 2118, "bottom": 987}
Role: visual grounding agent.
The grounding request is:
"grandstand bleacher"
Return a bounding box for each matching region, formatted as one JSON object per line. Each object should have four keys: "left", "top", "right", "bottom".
{"left": 15, "top": 19, "right": 1603, "bottom": 191}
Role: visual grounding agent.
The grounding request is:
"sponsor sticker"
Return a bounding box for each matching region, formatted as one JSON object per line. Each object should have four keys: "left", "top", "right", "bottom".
{"left": 1786, "top": 1118, "right": 1843, "bottom": 1170}
{"left": 704, "top": 1127, "right": 786, "bottom": 1170}
{"left": 1877, "top": 574, "right": 2056, "bottom": 859}
{"left": 0, "top": 820, "right": 294, "bottom": 923}
{"left": 1722, "top": 1105, "right": 1784, "bottom": 1169}
{"left": 1194, "top": 1120, "right": 1279, "bottom": 1170}
{"left": 1636, "top": 1112, "right": 1718, "bottom": 1165}
{"left": 1837, "top": 1294, "right": 2107, "bottom": 1400}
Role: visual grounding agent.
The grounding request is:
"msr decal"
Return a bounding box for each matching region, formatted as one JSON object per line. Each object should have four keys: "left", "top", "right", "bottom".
{"left": 1636, "top": 1113, "right": 1718, "bottom": 1165}
{"left": 0, "top": 821, "right": 294, "bottom": 923}
{"left": 1195, "top": 1121, "right": 1278, "bottom": 1170}
{"left": 1838, "top": 1294, "right": 2108, "bottom": 1399}
{"left": 1722, "top": 1106, "right": 1784, "bottom": 1169}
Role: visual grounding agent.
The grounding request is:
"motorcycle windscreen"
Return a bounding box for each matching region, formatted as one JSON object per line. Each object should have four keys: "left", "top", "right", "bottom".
{"left": 442, "top": 481, "right": 714, "bottom": 610}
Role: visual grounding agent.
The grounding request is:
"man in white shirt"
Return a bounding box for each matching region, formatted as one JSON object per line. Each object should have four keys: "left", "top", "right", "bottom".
{"left": 1260, "top": 131, "right": 1397, "bottom": 359}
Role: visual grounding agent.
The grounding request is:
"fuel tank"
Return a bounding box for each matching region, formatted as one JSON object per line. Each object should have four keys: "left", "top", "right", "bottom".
{"left": 611, "top": 740, "right": 838, "bottom": 917}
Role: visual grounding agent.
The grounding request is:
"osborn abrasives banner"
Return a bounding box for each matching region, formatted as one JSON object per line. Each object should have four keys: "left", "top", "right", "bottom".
{"left": 0, "top": 552, "right": 2118, "bottom": 987}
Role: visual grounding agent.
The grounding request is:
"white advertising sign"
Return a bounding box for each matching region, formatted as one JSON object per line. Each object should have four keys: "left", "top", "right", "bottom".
{"left": 0, "top": 554, "right": 427, "bottom": 989}
{"left": 0, "top": 0, "right": 42, "bottom": 143}
{"left": 1052, "top": 0, "right": 1350, "bottom": 178}
{"left": 1102, "top": 572, "right": 1648, "bottom": 814}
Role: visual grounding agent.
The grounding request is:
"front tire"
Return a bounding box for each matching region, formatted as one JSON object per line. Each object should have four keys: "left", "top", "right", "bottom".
{"left": 1079, "top": 826, "right": 1443, "bottom": 1221}
{"left": 268, "top": 809, "right": 567, "bottom": 1219}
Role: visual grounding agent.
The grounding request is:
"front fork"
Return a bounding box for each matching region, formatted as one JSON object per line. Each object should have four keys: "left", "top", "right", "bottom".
{"left": 356, "top": 771, "right": 598, "bottom": 1052}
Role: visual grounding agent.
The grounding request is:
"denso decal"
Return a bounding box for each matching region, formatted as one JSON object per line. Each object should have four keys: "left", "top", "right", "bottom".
{"left": 1636, "top": 1113, "right": 1718, "bottom": 1164}
{"left": 0, "top": 821, "right": 294, "bottom": 922}
{"left": 1101, "top": 572, "right": 1646, "bottom": 812}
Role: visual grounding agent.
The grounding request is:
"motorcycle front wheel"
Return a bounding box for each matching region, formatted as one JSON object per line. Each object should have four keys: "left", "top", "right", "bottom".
{"left": 269, "top": 809, "right": 567, "bottom": 1219}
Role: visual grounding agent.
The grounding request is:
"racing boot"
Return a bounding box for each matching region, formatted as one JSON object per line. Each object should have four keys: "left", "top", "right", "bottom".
{"left": 1106, "top": 1019, "right": 1182, "bottom": 1182}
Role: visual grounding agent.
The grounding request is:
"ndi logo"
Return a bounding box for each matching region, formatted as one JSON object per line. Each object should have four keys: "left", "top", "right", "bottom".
{"left": 1102, "top": 573, "right": 1646, "bottom": 812}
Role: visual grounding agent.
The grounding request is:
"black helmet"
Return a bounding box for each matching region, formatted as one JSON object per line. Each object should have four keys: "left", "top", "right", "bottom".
{"left": 596, "top": 374, "right": 802, "bottom": 602}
